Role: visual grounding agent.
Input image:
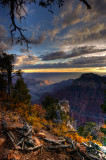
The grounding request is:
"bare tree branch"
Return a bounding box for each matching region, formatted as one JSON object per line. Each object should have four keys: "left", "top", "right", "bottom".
{"left": 0, "top": 0, "right": 91, "bottom": 49}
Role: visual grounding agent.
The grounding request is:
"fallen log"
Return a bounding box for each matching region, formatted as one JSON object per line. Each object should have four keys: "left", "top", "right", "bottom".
{"left": 46, "top": 144, "right": 71, "bottom": 150}
{"left": 79, "top": 151, "right": 94, "bottom": 160}
{"left": 88, "top": 153, "right": 100, "bottom": 160}
{"left": 2, "top": 119, "right": 19, "bottom": 150}
{"left": 43, "top": 138, "right": 66, "bottom": 145}
{"left": 65, "top": 137, "right": 76, "bottom": 148}
{"left": 18, "top": 144, "right": 43, "bottom": 152}
{"left": 2, "top": 119, "right": 43, "bottom": 152}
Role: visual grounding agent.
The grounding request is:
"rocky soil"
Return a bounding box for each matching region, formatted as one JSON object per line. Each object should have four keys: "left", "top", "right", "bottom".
{"left": 0, "top": 110, "right": 70, "bottom": 160}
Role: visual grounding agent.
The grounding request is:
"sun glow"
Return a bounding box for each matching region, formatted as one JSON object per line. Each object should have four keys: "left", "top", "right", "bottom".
{"left": 15, "top": 67, "right": 106, "bottom": 73}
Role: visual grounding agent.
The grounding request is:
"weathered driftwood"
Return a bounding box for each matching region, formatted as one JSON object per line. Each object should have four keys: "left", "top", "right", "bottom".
{"left": 43, "top": 138, "right": 65, "bottom": 145}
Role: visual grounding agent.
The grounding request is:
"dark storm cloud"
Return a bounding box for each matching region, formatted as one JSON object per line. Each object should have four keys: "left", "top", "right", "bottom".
{"left": 40, "top": 46, "right": 106, "bottom": 61}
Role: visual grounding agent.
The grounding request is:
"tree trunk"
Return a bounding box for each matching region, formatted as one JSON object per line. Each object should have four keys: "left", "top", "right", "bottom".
{"left": 7, "top": 69, "right": 12, "bottom": 97}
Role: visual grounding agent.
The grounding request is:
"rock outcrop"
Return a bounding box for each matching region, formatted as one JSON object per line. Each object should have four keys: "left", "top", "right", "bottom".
{"left": 51, "top": 73, "right": 106, "bottom": 125}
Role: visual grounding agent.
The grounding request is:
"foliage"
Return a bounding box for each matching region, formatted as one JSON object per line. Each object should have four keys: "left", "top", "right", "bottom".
{"left": 12, "top": 77, "right": 31, "bottom": 104}
{"left": 0, "top": 74, "right": 7, "bottom": 93}
{"left": 42, "top": 95, "right": 59, "bottom": 120}
{"left": 10, "top": 100, "right": 103, "bottom": 146}
{"left": 48, "top": 121, "right": 102, "bottom": 146}
{"left": 14, "top": 103, "right": 47, "bottom": 131}
{"left": 101, "top": 83, "right": 106, "bottom": 113}
{"left": 0, "top": 52, "right": 15, "bottom": 96}
{"left": 78, "top": 122, "right": 96, "bottom": 138}
{"left": 101, "top": 98, "right": 106, "bottom": 113}
{"left": 100, "top": 127, "right": 106, "bottom": 135}
{"left": 15, "top": 69, "right": 23, "bottom": 78}
{"left": 78, "top": 122, "right": 104, "bottom": 144}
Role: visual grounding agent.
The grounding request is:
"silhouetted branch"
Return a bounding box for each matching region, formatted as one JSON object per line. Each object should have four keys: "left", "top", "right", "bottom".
{"left": 0, "top": 0, "right": 91, "bottom": 49}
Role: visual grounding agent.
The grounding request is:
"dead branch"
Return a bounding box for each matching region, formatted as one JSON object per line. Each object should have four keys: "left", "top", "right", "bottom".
{"left": 2, "top": 119, "right": 43, "bottom": 152}
{"left": 41, "top": 122, "right": 51, "bottom": 130}
{"left": 43, "top": 138, "right": 65, "bottom": 145}
{"left": 87, "top": 153, "right": 100, "bottom": 160}
{"left": 46, "top": 144, "right": 71, "bottom": 150}
{"left": 0, "top": 0, "right": 91, "bottom": 48}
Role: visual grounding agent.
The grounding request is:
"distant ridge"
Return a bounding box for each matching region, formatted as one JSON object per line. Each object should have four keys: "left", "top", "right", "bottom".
{"left": 49, "top": 73, "right": 106, "bottom": 125}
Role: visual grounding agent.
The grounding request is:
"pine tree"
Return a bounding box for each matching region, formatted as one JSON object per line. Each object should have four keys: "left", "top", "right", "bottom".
{"left": 0, "top": 52, "right": 15, "bottom": 96}
{"left": 12, "top": 77, "right": 31, "bottom": 104}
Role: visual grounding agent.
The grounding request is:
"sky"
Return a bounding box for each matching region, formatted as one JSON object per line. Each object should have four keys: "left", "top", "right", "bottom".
{"left": 0, "top": 0, "right": 106, "bottom": 76}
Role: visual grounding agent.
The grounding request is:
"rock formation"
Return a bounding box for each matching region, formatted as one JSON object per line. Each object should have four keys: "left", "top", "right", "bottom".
{"left": 51, "top": 73, "right": 106, "bottom": 126}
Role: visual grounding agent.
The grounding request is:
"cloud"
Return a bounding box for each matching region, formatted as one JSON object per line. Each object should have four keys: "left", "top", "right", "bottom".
{"left": 31, "top": 34, "right": 46, "bottom": 45}
{"left": 15, "top": 54, "right": 40, "bottom": 66}
{"left": 15, "top": 54, "right": 106, "bottom": 70}
{"left": 0, "top": 24, "right": 7, "bottom": 39}
{"left": 48, "top": 28, "right": 60, "bottom": 41}
{"left": 52, "top": 0, "right": 106, "bottom": 50}
{"left": 15, "top": 5, "right": 28, "bottom": 20}
{"left": 71, "top": 55, "right": 106, "bottom": 68}
{"left": 69, "top": 46, "right": 106, "bottom": 57}
{"left": 0, "top": 24, "right": 12, "bottom": 51}
{"left": 40, "top": 46, "right": 106, "bottom": 61}
{"left": 20, "top": 48, "right": 29, "bottom": 53}
{"left": 54, "top": 0, "right": 106, "bottom": 28}
{"left": 53, "top": 0, "right": 90, "bottom": 29}
{"left": 40, "top": 51, "right": 66, "bottom": 61}
{"left": 60, "top": 23, "right": 106, "bottom": 49}
{"left": 89, "top": 0, "right": 106, "bottom": 18}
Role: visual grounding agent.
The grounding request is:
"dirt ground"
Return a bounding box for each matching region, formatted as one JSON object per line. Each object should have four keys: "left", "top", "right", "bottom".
{"left": 0, "top": 110, "right": 71, "bottom": 160}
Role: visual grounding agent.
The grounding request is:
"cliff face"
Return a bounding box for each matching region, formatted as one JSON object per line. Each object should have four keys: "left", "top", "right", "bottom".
{"left": 51, "top": 73, "right": 106, "bottom": 125}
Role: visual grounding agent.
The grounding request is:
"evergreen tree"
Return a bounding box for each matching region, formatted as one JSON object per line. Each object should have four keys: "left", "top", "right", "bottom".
{"left": 42, "top": 95, "right": 58, "bottom": 120}
{"left": 12, "top": 76, "right": 31, "bottom": 104}
{"left": 0, "top": 52, "right": 15, "bottom": 96}
{"left": 101, "top": 86, "right": 106, "bottom": 113}
{"left": 0, "top": 74, "right": 7, "bottom": 97}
